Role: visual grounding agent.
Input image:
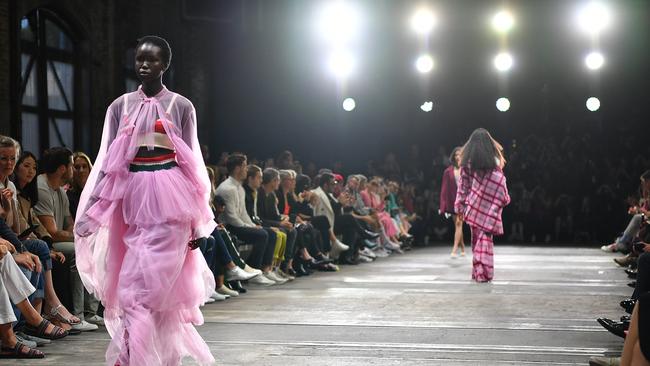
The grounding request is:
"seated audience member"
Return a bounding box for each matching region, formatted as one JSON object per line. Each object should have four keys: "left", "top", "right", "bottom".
{"left": 242, "top": 165, "right": 288, "bottom": 284}
{"left": 0, "top": 240, "right": 68, "bottom": 359}
{"left": 279, "top": 173, "right": 336, "bottom": 274}
{"left": 32, "top": 147, "right": 99, "bottom": 331}
{"left": 11, "top": 151, "right": 80, "bottom": 328}
{"left": 66, "top": 152, "right": 93, "bottom": 219}
{"left": 214, "top": 154, "right": 280, "bottom": 286}
{"left": 257, "top": 168, "right": 297, "bottom": 280}
{"left": 310, "top": 173, "right": 350, "bottom": 259}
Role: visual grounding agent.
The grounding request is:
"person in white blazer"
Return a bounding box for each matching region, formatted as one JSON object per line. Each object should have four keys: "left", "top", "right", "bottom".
{"left": 310, "top": 173, "right": 349, "bottom": 259}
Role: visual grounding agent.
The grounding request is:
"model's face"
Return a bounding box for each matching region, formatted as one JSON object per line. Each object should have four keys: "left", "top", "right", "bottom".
{"left": 135, "top": 43, "right": 167, "bottom": 82}
{"left": 74, "top": 157, "right": 91, "bottom": 187}
{"left": 454, "top": 151, "right": 461, "bottom": 165}
{"left": 16, "top": 156, "right": 37, "bottom": 186}
{"left": 0, "top": 147, "right": 17, "bottom": 180}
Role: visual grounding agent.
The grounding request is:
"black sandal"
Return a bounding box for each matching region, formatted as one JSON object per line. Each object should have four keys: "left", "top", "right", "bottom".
{"left": 47, "top": 304, "right": 81, "bottom": 325}
{"left": 0, "top": 341, "right": 45, "bottom": 359}
{"left": 24, "top": 318, "right": 68, "bottom": 340}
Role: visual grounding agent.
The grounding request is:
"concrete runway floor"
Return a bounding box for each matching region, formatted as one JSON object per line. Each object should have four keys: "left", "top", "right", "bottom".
{"left": 11, "top": 245, "right": 628, "bottom": 365}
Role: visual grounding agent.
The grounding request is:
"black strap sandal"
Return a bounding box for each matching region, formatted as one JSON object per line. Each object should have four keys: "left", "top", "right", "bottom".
{"left": 23, "top": 318, "right": 69, "bottom": 340}
{"left": 0, "top": 341, "right": 45, "bottom": 359}
{"left": 47, "top": 304, "right": 81, "bottom": 325}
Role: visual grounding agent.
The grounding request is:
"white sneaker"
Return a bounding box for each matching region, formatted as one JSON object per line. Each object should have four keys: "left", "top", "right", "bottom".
{"left": 210, "top": 291, "right": 228, "bottom": 301}
{"left": 244, "top": 264, "right": 263, "bottom": 275}
{"left": 601, "top": 244, "right": 616, "bottom": 252}
{"left": 249, "top": 274, "right": 276, "bottom": 286}
{"left": 360, "top": 247, "right": 376, "bottom": 259}
{"left": 227, "top": 266, "right": 259, "bottom": 281}
{"left": 358, "top": 254, "right": 373, "bottom": 263}
{"left": 71, "top": 320, "right": 99, "bottom": 332}
{"left": 329, "top": 240, "right": 349, "bottom": 260}
{"left": 86, "top": 315, "right": 105, "bottom": 326}
{"left": 204, "top": 297, "right": 216, "bottom": 304}
{"left": 373, "top": 247, "right": 390, "bottom": 257}
{"left": 384, "top": 241, "right": 402, "bottom": 251}
{"left": 217, "top": 285, "right": 239, "bottom": 297}
{"left": 333, "top": 240, "right": 349, "bottom": 251}
{"left": 265, "top": 271, "right": 288, "bottom": 284}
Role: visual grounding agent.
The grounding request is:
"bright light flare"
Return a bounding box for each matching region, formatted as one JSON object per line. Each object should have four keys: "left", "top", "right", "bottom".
{"left": 586, "top": 97, "right": 600, "bottom": 111}
{"left": 577, "top": 2, "right": 611, "bottom": 35}
{"left": 343, "top": 97, "right": 356, "bottom": 111}
{"left": 585, "top": 52, "right": 605, "bottom": 70}
{"left": 410, "top": 8, "right": 436, "bottom": 35}
{"left": 493, "top": 52, "right": 514, "bottom": 72}
{"left": 492, "top": 10, "right": 514, "bottom": 33}
{"left": 420, "top": 101, "right": 433, "bottom": 112}
{"left": 316, "top": 1, "right": 362, "bottom": 45}
{"left": 496, "top": 97, "right": 510, "bottom": 112}
{"left": 415, "top": 54, "right": 434, "bottom": 73}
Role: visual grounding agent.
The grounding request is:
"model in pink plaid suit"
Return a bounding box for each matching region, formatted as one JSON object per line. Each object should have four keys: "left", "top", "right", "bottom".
{"left": 455, "top": 129, "right": 510, "bottom": 282}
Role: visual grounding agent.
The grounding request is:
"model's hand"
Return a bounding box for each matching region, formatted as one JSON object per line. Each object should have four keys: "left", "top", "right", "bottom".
{"left": 74, "top": 217, "right": 96, "bottom": 237}
{"left": 189, "top": 237, "right": 206, "bottom": 250}
{"left": 0, "top": 245, "right": 8, "bottom": 259}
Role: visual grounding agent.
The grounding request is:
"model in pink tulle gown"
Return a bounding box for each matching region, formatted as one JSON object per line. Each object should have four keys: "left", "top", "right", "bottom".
{"left": 74, "top": 37, "right": 216, "bottom": 366}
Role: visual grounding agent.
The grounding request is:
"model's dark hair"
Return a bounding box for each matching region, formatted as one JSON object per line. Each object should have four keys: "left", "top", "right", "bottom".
{"left": 40, "top": 147, "right": 73, "bottom": 175}
{"left": 226, "top": 153, "right": 247, "bottom": 175}
{"left": 136, "top": 35, "right": 172, "bottom": 66}
{"left": 460, "top": 128, "right": 503, "bottom": 172}
{"left": 449, "top": 146, "right": 462, "bottom": 168}
{"left": 13, "top": 151, "right": 38, "bottom": 205}
{"left": 318, "top": 172, "right": 335, "bottom": 188}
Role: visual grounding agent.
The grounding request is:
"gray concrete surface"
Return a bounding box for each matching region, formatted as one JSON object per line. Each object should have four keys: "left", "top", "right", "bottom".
{"left": 12, "top": 245, "right": 628, "bottom": 365}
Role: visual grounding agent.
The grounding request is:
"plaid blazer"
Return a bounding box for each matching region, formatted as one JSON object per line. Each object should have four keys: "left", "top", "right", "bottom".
{"left": 454, "top": 167, "right": 510, "bottom": 235}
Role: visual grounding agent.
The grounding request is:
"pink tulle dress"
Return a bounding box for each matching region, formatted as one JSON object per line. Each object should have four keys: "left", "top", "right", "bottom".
{"left": 74, "top": 86, "right": 216, "bottom": 366}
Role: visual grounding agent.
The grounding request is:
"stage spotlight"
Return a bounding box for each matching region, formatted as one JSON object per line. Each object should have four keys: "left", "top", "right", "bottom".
{"left": 578, "top": 1, "right": 611, "bottom": 35}
{"left": 496, "top": 97, "right": 510, "bottom": 112}
{"left": 586, "top": 97, "right": 600, "bottom": 111}
{"left": 316, "top": 1, "right": 362, "bottom": 45}
{"left": 410, "top": 8, "right": 436, "bottom": 35}
{"left": 343, "top": 97, "right": 356, "bottom": 111}
{"left": 328, "top": 51, "right": 355, "bottom": 79}
{"left": 415, "top": 54, "right": 434, "bottom": 73}
{"left": 492, "top": 10, "right": 514, "bottom": 33}
{"left": 493, "top": 52, "right": 513, "bottom": 72}
{"left": 585, "top": 51, "right": 604, "bottom": 70}
{"left": 420, "top": 101, "right": 433, "bottom": 112}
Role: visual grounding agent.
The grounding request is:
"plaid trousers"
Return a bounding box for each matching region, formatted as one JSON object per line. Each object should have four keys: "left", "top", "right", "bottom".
{"left": 471, "top": 226, "right": 494, "bottom": 282}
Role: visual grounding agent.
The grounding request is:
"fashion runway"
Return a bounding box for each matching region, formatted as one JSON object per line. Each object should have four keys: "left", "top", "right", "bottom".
{"left": 14, "top": 246, "right": 626, "bottom": 365}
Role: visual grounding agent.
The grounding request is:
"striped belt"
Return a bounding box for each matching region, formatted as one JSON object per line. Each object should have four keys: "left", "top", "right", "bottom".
{"left": 129, "top": 160, "right": 178, "bottom": 172}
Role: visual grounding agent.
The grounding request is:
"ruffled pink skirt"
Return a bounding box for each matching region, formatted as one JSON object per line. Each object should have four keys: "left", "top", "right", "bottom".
{"left": 81, "top": 134, "right": 216, "bottom": 366}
